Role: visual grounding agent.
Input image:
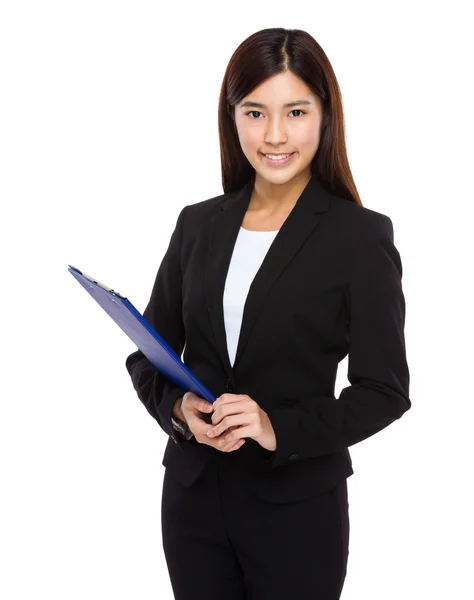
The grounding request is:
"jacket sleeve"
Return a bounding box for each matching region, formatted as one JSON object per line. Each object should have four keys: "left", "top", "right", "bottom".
{"left": 125, "top": 205, "right": 189, "bottom": 451}
{"left": 263, "top": 214, "right": 411, "bottom": 468}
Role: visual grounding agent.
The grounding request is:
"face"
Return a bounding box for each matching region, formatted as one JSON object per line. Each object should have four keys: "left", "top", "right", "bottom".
{"left": 233, "top": 70, "right": 323, "bottom": 188}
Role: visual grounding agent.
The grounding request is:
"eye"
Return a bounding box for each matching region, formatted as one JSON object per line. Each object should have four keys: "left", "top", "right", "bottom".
{"left": 246, "top": 110, "right": 264, "bottom": 119}
{"left": 289, "top": 109, "right": 306, "bottom": 117}
{"left": 245, "top": 109, "right": 306, "bottom": 119}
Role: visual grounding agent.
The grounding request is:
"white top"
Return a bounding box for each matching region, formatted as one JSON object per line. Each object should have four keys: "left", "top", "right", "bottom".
{"left": 223, "top": 226, "right": 280, "bottom": 366}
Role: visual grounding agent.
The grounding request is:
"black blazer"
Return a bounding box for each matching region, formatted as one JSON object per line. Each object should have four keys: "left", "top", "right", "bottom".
{"left": 125, "top": 175, "right": 411, "bottom": 503}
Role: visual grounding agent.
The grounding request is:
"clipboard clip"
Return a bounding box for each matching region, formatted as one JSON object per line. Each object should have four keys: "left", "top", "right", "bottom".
{"left": 68, "top": 264, "right": 126, "bottom": 298}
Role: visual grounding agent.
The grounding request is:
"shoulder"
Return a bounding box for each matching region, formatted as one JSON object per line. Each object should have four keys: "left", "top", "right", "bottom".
{"left": 182, "top": 190, "right": 228, "bottom": 220}
{"left": 328, "top": 195, "right": 402, "bottom": 276}
{"left": 178, "top": 189, "right": 236, "bottom": 242}
{"left": 329, "top": 195, "right": 394, "bottom": 247}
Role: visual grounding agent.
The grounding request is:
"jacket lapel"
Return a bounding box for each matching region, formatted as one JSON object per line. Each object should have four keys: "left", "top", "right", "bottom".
{"left": 205, "top": 174, "right": 332, "bottom": 378}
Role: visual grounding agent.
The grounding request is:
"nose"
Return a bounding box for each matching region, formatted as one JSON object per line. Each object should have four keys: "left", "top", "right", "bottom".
{"left": 264, "top": 116, "right": 288, "bottom": 146}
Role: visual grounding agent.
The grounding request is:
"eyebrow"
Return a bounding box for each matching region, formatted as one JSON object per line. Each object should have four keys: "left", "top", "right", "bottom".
{"left": 239, "top": 100, "right": 313, "bottom": 109}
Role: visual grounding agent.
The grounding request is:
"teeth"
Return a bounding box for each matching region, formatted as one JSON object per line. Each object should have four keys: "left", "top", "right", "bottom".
{"left": 264, "top": 153, "right": 292, "bottom": 160}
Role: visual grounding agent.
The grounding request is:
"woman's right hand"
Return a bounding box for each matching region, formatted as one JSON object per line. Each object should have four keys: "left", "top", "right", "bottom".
{"left": 180, "top": 391, "right": 246, "bottom": 453}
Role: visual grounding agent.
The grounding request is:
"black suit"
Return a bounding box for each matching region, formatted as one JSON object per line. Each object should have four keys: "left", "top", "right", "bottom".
{"left": 125, "top": 174, "right": 411, "bottom": 598}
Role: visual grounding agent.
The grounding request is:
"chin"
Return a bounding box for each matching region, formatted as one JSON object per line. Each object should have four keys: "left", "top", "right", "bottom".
{"left": 256, "top": 172, "right": 297, "bottom": 186}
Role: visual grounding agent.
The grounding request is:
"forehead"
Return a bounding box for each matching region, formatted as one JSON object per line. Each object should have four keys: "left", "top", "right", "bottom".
{"left": 240, "top": 72, "right": 316, "bottom": 106}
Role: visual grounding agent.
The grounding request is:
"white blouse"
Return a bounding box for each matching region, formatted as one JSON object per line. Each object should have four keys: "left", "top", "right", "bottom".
{"left": 223, "top": 226, "right": 280, "bottom": 366}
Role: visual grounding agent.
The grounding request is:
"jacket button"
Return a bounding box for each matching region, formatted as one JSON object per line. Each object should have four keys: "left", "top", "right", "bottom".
{"left": 289, "top": 453, "right": 299, "bottom": 461}
{"left": 226, "top": 379, "right": 234, "bottom": 392}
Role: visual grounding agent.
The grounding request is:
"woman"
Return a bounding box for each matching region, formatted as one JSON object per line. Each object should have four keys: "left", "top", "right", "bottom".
{"left": 126, "top": 27, "right": 411, "bottom": 600}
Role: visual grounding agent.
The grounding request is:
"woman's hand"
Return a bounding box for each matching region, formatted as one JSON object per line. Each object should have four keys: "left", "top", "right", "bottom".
{"left": 181, "top": 392, "right": 246, "bottom": 452}
{"left": 207, "top": 393, "right": 277, "bottom": 453}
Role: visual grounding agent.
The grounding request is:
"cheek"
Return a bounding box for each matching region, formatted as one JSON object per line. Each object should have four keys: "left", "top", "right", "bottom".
{"left": 239, "top": 128, "right": 260, "bottom": 153}
{"left": 294, "top": 123, "right": 321, "bottom": 152}
{"left": 235, "top": 119, "right": 260, "bottom": 153}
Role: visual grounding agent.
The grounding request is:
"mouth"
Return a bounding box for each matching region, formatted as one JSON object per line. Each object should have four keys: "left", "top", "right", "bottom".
{"left": 260, "top": 152, "right": 296, "bottom": 165}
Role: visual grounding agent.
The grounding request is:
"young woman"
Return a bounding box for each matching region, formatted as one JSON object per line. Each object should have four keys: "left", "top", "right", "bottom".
{"left": 126, "top": 27, "right": 411, "bottom": 600}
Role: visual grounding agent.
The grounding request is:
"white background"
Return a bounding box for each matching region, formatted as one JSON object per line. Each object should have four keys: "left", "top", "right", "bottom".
{"left": 1, "top": 1, "right": 472, "bottom": 598}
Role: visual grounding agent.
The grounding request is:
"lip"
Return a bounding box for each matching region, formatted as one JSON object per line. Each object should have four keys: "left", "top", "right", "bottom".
{"left": 260, "top": 152, "right": 296, "bottom": 166}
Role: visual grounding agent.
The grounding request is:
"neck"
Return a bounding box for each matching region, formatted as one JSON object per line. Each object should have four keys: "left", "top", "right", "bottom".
{"left": 250, "top": 170, "right": 312, "bottom": 212}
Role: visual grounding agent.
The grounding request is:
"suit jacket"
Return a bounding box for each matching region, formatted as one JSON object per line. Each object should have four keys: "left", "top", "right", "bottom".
{"left": 125, "top": 174, "right": 411, "bottom": 503}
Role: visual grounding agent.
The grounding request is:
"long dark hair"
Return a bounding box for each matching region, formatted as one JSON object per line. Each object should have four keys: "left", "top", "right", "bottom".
{"left": 217, "top": 27, "right": 362, "bottom": 206}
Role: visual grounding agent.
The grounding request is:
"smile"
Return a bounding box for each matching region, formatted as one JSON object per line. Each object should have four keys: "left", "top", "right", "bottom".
{"left": 260, "top": 152, "right": 296, "bottom": 165}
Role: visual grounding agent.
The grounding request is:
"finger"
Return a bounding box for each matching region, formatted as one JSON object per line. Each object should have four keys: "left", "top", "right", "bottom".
{"left": 196, "top": 424, "right": 238, "bottom": 449}
{"left": 198, "top": 431, "right": 238, "bottom": 451}
{"left": 225, "top": 439, "right": 245, "bottom": 452}
{"left": 192, "top": 412, "right": 225, "bottom": 435}
{"left": 198, "top": 426, "right": 245, "bottom": 451}
{"left": 215, "top": 425, "right": 239, "bottom": 452}
{"left": 184, "top": 392, "right": 212, "bottom": 413}
{"left": 211, "top": 403, "right": 248, "bottom": 427}
{"left": 212, "top": 395, "right": 245, "bottom": 413}
{"left": 208, "top": 414, "right": 249, "bottom": 438}
{"left": 211, "top": 399, "right": 250, "bottom": 425}
{"left": 221, "top": 425, "right": 254, "bottom": 449}
{"left": 218, "top": 427, "right": 245, "bottom": 452}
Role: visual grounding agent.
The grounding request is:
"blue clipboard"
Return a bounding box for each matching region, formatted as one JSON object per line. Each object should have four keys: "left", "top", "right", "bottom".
{"left": 68, "top": 264, "right": 216, "bottom": 404}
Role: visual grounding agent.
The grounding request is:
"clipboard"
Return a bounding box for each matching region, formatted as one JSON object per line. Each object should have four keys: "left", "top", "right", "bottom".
{"left": 68, "top": 264, "right": 216, "bottom": 404}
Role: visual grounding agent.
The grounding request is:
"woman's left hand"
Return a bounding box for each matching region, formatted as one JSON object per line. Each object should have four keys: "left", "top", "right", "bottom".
{"left": 207, "top": 394, "right": 277, "bottom": 452}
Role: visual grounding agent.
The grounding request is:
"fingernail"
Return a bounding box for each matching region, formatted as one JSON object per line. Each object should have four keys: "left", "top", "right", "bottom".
{"left": 207, "top": 430, "right": 214, "bottom": 437}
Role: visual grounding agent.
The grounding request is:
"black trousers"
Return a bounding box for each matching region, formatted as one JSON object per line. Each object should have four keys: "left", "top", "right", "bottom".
{"left": 161, "top": 450, "right": 350, "bottom": 600}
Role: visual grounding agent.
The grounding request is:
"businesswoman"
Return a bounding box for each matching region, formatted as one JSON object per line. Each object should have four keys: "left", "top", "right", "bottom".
{"left": 126, "top": 27, "right": 411, "bottom": 600}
